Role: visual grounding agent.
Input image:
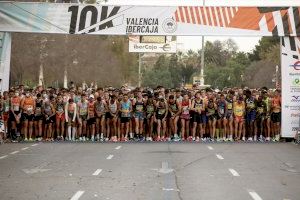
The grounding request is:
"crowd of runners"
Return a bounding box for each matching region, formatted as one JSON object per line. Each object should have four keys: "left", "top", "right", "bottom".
{"left": 0, "top": 84, "right": 282, "bottom": 143}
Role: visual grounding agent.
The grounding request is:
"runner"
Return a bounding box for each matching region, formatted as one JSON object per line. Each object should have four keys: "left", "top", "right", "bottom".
{"left": 10, "top": 90, "right": 22, "bottom": 141}
{"left": 133, "top": 90, "right": 145, "bottom": 141}
{"left": 234, "top": 96, "right": 245, "bottom": 141}
{"left": 180, "top": 93, "right": 191, "bottom": 141}
{"left": 21, "top": 90, "right": 36, "bottom": 141}
{"left": 154, "top": 96, "right": 168, "bottom": 141}
{"left": 65, "top": 98, "right": 77, "bottom": 141}
{"left": 55, "top": 94, "right": 65, "bottom": 140}
{"left": 43, "top": 97, "right": 56, "bottom": 141}
{"left": 77, "top": 94, "right": 88, "bottom": 141}
{"left": 262, "top": 90, "right": 271, "bottom": 141}
{"left": 216, "top": 94, "right": 227, "bottom": 141}
{"left": 94, "top": 96, "right": 107, "bottom": 141}
{"left": 256, "top": 95, "right": 267, "bottom": 142}
{"left": 119, "top": 93, "right": 132, "bottom": 141}
{"left": 145, "top": 94, "right": 155, "bottom": 141}
{"left": 271, "top": 89, "right": 281, "bottom": 142}
{"left": 191, "top": 91, "right": 204, "bottom": 142}
{"left": 245, "top": 90, "right": 257, "bottom": 141}
{"left": 206, "top": 98, "right": 217, "bottom": 141}
{"left": 168, "top": 95, "right": 181, "bottom": 141}
{"left": 34, "top": 93, "right": 43, "bottom": 141}
{"left": 2, "top": 91, "right": 10, "bottom": 141}
{"left": 106, "top": 94, "right": 119, "bottom": 142}
{"left": 225, "top": 90, "right": 234, "bottom": 141}
{"left": 87, "top": 95, "right": 96, "bottom": 141}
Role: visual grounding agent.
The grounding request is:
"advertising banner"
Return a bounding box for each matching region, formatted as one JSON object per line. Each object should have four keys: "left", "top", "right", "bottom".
{"left": 0, "top": 2, "right": 300, "bottom": 36}
{"left": 129, "top": 36, "right": 177, "bottom": 53}
{"left": 281, "top": 36, "right": 300, "bottom": 138}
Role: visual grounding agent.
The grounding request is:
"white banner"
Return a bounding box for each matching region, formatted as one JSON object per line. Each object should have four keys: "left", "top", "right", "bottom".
{"left": 0, "top": 2, "right": 300, "bottom": 36}
{"left": 281, "top": 37, "right": 300, "bottom": 138}
{"left": 129, "top": 36, "right": 177, "bottom": 53}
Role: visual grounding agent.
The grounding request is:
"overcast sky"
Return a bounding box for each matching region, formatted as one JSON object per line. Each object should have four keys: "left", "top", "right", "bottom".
{"left": 177, "top": 36, "right": 261, "bottom": 53}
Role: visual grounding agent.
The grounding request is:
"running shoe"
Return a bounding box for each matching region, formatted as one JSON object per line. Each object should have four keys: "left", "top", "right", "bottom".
{"left": 254, "top": 135, "right": 257, "bottom": 142}
{"left": 79, "top": 137, "right": 83, "bottom": 141}
{"left": 156, "top": 136, "right": 161, "bottom": 142}
{"left": 196, "top": 136, "right": 200, "bottom": 142}
{"left": 29, "top": 138, "right": 33, "bottom": 142}
{"left": 242, "top": 137, "right": 246, "bottom": 141}
{"left": 247, "top": 137, "right": 253, "bottom": 142}
{"left": 24, "top": 138, "right": 28, "bottom": 142}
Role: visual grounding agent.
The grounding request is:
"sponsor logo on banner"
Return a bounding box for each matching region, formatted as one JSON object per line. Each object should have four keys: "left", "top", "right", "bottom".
{"left": 290, "top": 61, "right": 300, "bottom": 70}
{"left": 291, "top": 77, "right": 300, "bottom": 87}
{"left": 129, "top": 43, "right": 175, "bottom": 52}
{"left": 126, "top": 18, "right": 159, "bottom": 34}
{"left": 162, "top": 18, "right": 177, "bottom": 33}
{"left": 128, "top": 35, "right": 177, "bottom": 53}
{"left": 291, "top": 95, "right": 300, "bottom": 102}
{"left": 291, "top": 113, "right": 300, "bottom": 118}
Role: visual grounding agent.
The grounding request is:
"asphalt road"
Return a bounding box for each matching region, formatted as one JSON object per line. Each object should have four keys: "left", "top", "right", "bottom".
{"left": 0, "top": 142, "right": 300, "bottom": 200}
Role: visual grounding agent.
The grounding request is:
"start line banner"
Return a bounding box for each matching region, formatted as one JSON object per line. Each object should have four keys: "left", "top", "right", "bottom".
{"left": 1, "top": 2, "right": 300, "bottom": 36}
{"left": 281, "top": 36, "right": 300, "bottom": 138}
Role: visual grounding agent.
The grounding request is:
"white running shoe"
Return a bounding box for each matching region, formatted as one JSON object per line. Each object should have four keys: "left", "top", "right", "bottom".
{"left": 254, "top": 135, "right": 257, "bottom": 141}
{"left": 242, "top": 137, "right": 246, "bottom": 141}
{"left": 79, "top": 137, "right": 82, "bottom": 141}
{"left": 247, "top": 137, "right": 253, "bottom": 141}
{"left": 91, "top": 135, "right": 95, "bottom": 142}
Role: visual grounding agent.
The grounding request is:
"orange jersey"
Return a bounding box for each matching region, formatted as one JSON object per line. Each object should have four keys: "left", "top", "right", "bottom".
{"left": 11, "top": 97, "right": 21, "bottom": 112}
{"left": 23, "top": 97, "right": 35, "bottom": 114}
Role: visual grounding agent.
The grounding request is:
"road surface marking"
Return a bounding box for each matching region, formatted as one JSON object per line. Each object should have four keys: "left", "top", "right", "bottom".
{"left": 0, "top": 155, "right": 8, "bottom": 159}
{"left": 162, "top": 188, "right": 180, "bottom": 191}
{"left": 106, "top": 155, "right": 114, "bottom": 160}
{"left": 31, "top": 144, "right": 38, "bottom": 146}
{"left": 207, "top": 146, "right": 214, "bottom": 150}
{"left": 21, "top": 147, "right": 29, "bottom": 150}
{"left": 10, "top": 151, "right": 19, "bottom": 155}
{"left": 229, "top": 168, "right": 240, "bottom": 176}
{"left": 115, "top": 145, "right": 122, "bottom": 150}
{"left": 248, "top": 191, "right": 263, "bottom": 200}
{"left": 216, "top": 154, "right": 224, "bottom": 160}
{"left": 71, "top": 191, "right": 85, "bottom": 200}
{"left": 92, "top": 169, "right": 103, "bottom": 176}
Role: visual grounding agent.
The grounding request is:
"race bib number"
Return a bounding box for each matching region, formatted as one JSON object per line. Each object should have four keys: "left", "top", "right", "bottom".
{"left": 136, "top": 105, "right": 143, "bottom": 112}
{"left": 35, "top": 107, "right": 41, "bottom": 115}
{"left": 257, "top": 107, "right": 264, "bottom": 114}
{"left": 183, "top": 106, "right": 189, "bottom": 114}
{"left": 147, "top": 106, "right": 154, "bottom": 113}
{"left": 4, "top": 105, "right": 9, "bottom": 112}
{"left": 227, "top": 103, "right": 233, "bottom": 110}
{"left": 13, "top": 105, "right": 19, "bottom": 111}
{"left": 158, "top": 109, "right": 166, "bottom": 115}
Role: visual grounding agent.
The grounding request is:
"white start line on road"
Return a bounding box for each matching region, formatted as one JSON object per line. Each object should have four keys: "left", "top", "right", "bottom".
{"left": 92, "top": 169, "right": 102, "bottom": 176}
{"left": 207, "top": 146, "right": 214, "bottom": 150}
{"left": 21, "top": 147, "right": 29, "bottom": 150}
{"left": 0, "top": 155, "right": 8, "bottom": 159}
{"left": 248, "top": 190, "right": 263, "bottom": 200}
{"left": 31, "top": 144, "right": 39, "bottom": 147}
{"left": 10, "top": 151, "right": 19, "bottom": 155}
{"left": 229, "top": 168, "right": 240, "bottom": 177}
{"left": 115, "top": 146, "right": 122, "bottom": 150}
{"left": 70, "top": 191, "right": 85, "bottom": 200}
{"left": 216, "top": 154, "right": 224, "bottom": 160}
{"left": 106, "top": 155, "right": 114, "bottom": 160}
